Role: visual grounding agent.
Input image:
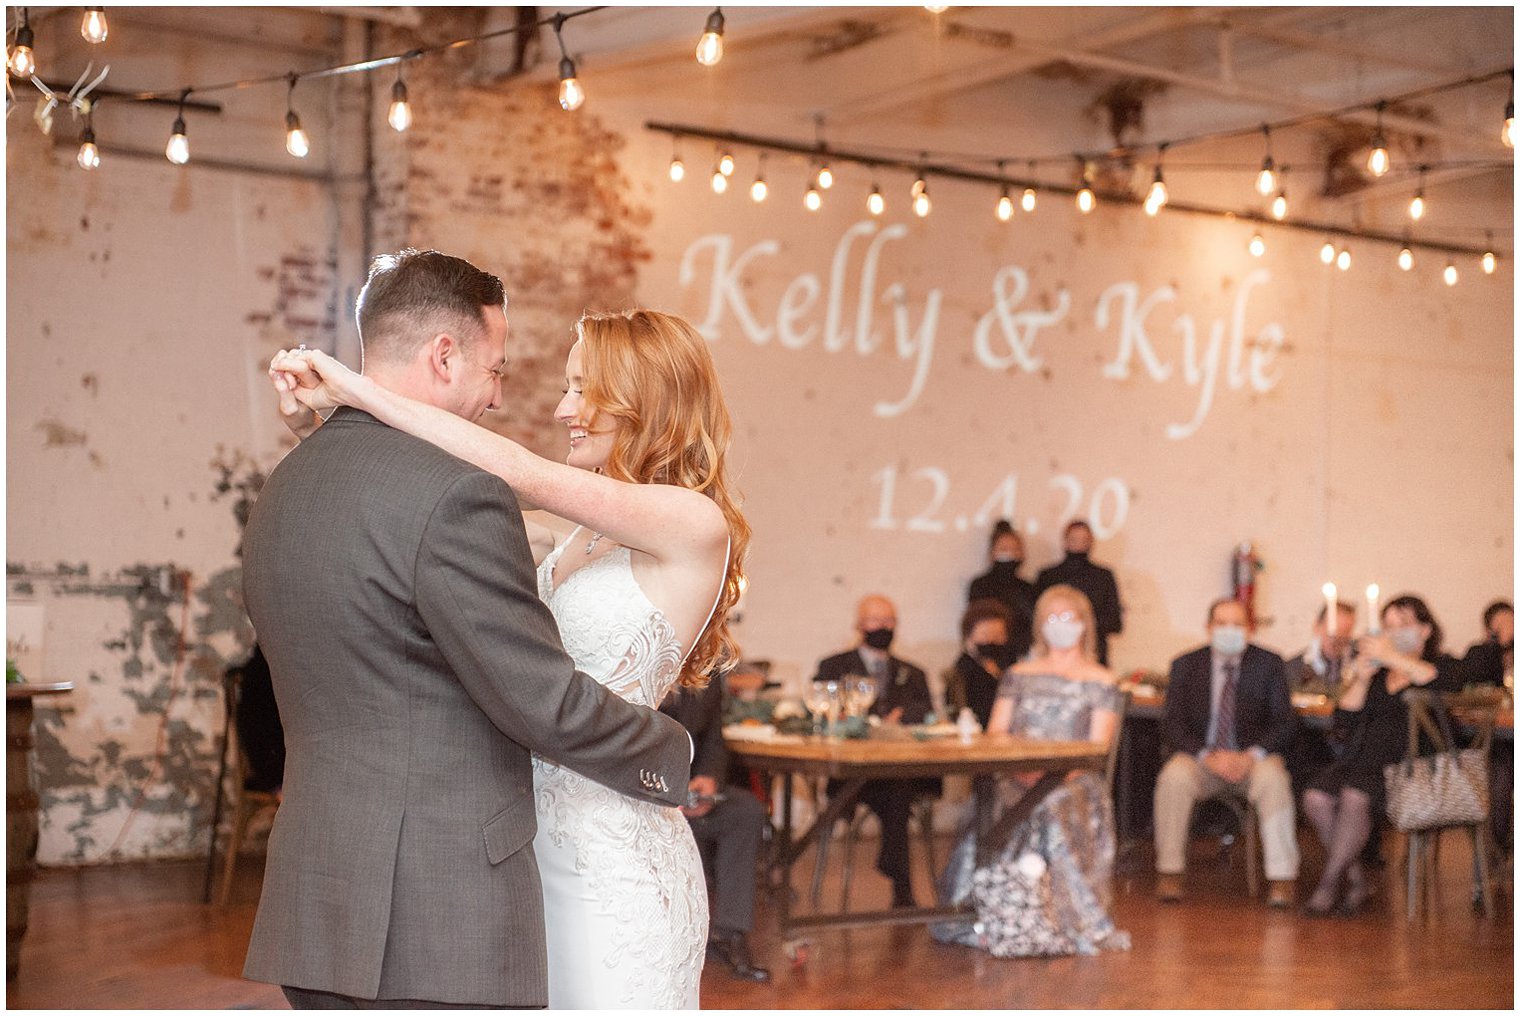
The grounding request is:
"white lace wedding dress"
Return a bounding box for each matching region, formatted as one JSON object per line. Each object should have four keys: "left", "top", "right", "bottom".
{"left": 531, "top": 533, "right": 710, "bottom": 1009}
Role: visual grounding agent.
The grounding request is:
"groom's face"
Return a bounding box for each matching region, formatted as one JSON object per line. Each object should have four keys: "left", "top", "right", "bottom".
{"left": 452, "top": 304, "right": 509, "bottom": 421}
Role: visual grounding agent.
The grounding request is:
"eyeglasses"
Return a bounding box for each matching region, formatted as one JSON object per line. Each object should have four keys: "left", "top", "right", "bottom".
{"left": 1043, "top": 610, "right": 1078, "bottom": 624}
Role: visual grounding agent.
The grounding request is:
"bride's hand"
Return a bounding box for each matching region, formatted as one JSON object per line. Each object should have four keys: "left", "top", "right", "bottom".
{"left": 269, "top": 347, "right": 373, "bottom": 438}
{"left": 269, "top": 348, "right": 324, "bottom": 441}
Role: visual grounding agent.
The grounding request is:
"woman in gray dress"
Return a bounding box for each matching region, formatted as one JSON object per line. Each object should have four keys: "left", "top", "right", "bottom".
{"left": 934, "top": 583, "right": 1130, "bottom": 957}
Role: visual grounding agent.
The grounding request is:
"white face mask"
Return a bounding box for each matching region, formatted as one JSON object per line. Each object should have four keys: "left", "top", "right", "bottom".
{"left": 1389, "top": 626, "right": 1425, "bottom": 655}
{"left": 1043, "top": 617, "right": 1085, "bottom": 650}
{"left": 1211, "top": 624, "right": 1247, "bottom": 656}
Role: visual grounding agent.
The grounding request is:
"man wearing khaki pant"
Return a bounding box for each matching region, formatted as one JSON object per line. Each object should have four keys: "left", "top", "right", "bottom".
{"left": 1154, "top": 599, "right": 1300, "bottom": 907}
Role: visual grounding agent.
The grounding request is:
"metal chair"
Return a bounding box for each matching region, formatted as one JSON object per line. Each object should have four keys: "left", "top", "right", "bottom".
{"left": 809, "top": 783, "right": 938, "bottom": 911}
{"left": 1400, "top": 690, "right": 1498, "bottom": 919}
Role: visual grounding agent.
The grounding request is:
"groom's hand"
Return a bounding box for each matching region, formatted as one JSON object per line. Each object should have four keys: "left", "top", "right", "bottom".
{"left": 269, "top": 350, "right": 324, "bottom": 440}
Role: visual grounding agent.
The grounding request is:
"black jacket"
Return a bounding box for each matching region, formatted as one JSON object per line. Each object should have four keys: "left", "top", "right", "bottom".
{"left": 1162, "top": 643, "right": 1294, "bottom": 758}
{"left": 659, "top": 678, "right": 727, "bottom": 782}
{"left": 812, "top": 649, "right": 934, "bottom": 725}
{"left": 1035, "top": 553, "right": 1123, "bottom": 663}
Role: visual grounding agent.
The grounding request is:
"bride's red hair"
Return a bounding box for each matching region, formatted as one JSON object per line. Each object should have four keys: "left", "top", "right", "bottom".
{"left": 576, "top": 309, "right": 751, "bottom": 688}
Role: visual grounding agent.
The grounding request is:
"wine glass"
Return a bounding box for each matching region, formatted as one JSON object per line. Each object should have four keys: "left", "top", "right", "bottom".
{"left": 805, "top": 680, "right": 837, "bottom": 737}
{"left": 848, "top": 675, "right": 878, "bottom": 719}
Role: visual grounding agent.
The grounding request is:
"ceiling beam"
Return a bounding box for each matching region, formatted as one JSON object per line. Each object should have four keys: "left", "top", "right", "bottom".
{"left": 1225, "top": 19, "right": 1472, "bottom": 80}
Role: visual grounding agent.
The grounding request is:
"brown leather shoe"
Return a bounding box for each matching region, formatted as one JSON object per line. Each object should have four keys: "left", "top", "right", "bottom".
{"left": 1267, "top": 880, "right": 1296, "bottom": 909}
{"left": 1155, "top": 873, "right": 1184, "bottom": 902}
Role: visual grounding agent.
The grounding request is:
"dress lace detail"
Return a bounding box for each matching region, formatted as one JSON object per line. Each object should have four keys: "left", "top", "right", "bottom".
{"left": 530, "top": 537, "right": 707, "bottom": 1009}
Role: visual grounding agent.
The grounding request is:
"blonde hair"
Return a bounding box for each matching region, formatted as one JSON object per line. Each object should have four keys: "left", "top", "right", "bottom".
{"left": 576, "top": 309, "right": 751, "bottom": 688}
{"left": 1029, "top": 584, "right": 1099, "bottom": 661}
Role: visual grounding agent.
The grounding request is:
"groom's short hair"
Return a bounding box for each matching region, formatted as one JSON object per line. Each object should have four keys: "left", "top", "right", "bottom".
{"left": 356, "top": 249, "right": 506, "bottom": 364}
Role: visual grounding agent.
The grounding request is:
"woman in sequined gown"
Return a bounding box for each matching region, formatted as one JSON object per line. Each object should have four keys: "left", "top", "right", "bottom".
{"left": 934, "top": 583, "right": 1130, "bottom": 957}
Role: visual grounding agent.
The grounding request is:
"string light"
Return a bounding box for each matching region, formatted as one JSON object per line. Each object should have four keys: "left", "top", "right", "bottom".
{"left": 695, "top": 7, "right": 725, "bottom": 67}
{"left": 668, "top": 136, "right": 685, "bottom": 182}
{"left": 1248, "top": 232, "right": 1265, "bottom": 257}
{"left": 284, "top": 75, "right": 310, "bottom": 158}
{"left": 1021, "top": 187, "right": 1036, "bottom": 212}
{"left": 1482, "top": 236, "right": 1497, "bottom": 274}
{"left": 804, "top": 182, "right": 821, "bottom": 211}
{"left": 816, "top": 162, "right": 834, "bottom": 190}
{"left": 1443, "top": 262, "right": 1458, "bottom": 286}
{"left": 81, "top": 7, "right": 108, "bottom": 44}
{"left": 554, "top": 15, "right": 585, "bottom": 111}
{"left": 718, "top": 150, "right": 735, "bottom": 177}
{"left": 388, "top": 66, "right": 412, "bottom": 133}
{"left": 1320, "top": 240, "right": 1336, "bottom": 264}
{"left": 1336, "top": 247, "right": 1352, "bottom": 271}
{"left": 8, "top": 8, "right": 36, "bottom": 79}
{"left": 1505, "top": 75, "right": 1514, "bottom": 149}
{"left": 1398, "top": 246, "right": 1414, "bottom": 271}
{"left": 1367, "top": 101, "right": 1390, "bottom": 177}
{"left": 925, "top": 5, "right": 949, "bottom": 12}
{"left": 710, "top": 154, "right": 727, "bottom": 193}
{"left": 749, "top": 153, "right": 767, "bottom": 202}
{"left": 913, "top": 178, "right": 931, "bottom": 217}
{"left": 76, "top": 113, "right": 100, "bottom": 170}
{"left": 866, "top": 181, "right": 885, "bottom": 216}
{"left": 165, "top": 91, "right": 190, "bottom": 164}
{"left": 995, "top": 162, "right": 1013, "bottom": 221}
{"left": 1271, "top": 188, "right": 1288, "bottom": 221}
{"left": 1407, "top": 166, "right": 1425, "bottom": 221}
{"left": 1143, "top": 146, "right": 1168, "bottom": 216}
{"left": 1255, "top": 125, "right": 1276, "bottom": 196}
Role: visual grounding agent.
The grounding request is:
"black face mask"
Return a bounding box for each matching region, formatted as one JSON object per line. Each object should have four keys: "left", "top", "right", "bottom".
{"left": 991, "top": 559, "right": 1024, "bottom": 573}
{"left": 1066, "top": 550, "right": 1090, "bottom": 562}
{"left": 973, "top": 642, "right": 1007, "bottom": 663}
{"left": 862, "top": 628, "right": 895, "bottom": 651}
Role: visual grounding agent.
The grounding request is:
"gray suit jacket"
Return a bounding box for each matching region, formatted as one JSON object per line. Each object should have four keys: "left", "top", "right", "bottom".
{"left": 240, "top": 408, "right": 691, "bottom": 1006}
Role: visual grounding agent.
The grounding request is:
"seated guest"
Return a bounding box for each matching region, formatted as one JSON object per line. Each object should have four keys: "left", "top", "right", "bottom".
{"left": 661, "top": 677, "right": 771, "bottom": 982}
{"left": 231, "top": 643, "right": 285, "bottom": 795}
{"left": 1301, "top": 594, "right": 1464, "bottom": 915}
{"left": 943, "top": 598, "right": 1014, "bottom": 730}
{"left": 813, "top": 594, "right": 936, "bottom": 906}
{"left": 1155, "top": 598, "right": 1299, "bottom": 907}
{"left": 1461, "top": 599, "right": 1514, "bottom": 688}
{"left": 1286, "top": 600, "right": 1357, "bottom": 697}
{"left": 967, "top": 520, "right": 1035, "bottom": 665}
{"left": 934, "top": 584, "right": 1129, "bottom": 956}
{"left": 1036, "top": 520, "right": 1123, "bottom": 666}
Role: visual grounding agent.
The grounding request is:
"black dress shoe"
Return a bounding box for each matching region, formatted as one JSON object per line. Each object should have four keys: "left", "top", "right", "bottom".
{"left": 891, "top": 879, "right": 917, "bottom": 909}
{"left": 711, "top": 930, "right": 770, "bottom": 982}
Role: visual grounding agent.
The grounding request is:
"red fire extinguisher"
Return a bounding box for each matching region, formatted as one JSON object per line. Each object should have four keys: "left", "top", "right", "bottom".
{"left": 1233, "top": 541, "right": 1262, "bottom": 622}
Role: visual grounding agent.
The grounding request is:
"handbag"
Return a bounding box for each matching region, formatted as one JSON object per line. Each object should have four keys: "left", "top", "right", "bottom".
{"left": 1382, "top": 701, "right": 1489, "bottom": 832}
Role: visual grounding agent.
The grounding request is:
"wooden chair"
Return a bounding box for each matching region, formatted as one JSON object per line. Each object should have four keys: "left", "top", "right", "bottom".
{"left": 1400, "top": 690, "right": 1498, "bottom": 919}
{"left": 1194, "top": 793, "right": 1262, "bottom": 898}
{"left": 216, "top": 728, "right": 280, "bottom": 907}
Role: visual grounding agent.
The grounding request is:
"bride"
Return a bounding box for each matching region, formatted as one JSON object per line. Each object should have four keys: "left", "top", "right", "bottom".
{"left": 270, "top": 308, "right": 750, "bottom": 1008}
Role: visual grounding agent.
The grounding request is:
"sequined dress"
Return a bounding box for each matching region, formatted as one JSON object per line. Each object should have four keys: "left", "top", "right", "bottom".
{"left": 934, "top": 671, "right": 1130, "bottom": 957}
{"left": 531, "top": 535, "right": 708, "bottom": 1008}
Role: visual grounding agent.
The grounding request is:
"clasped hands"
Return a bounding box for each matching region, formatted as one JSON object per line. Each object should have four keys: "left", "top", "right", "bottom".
{"left": 267, "top": 346, "right": 360, "bottom": 439}
{"left": 1202, "top": 749, "right": 1255, "bottom": 783}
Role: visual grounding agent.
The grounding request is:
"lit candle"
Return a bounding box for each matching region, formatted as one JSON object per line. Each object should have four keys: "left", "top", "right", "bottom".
{"left": 1365, "top": 584, "right": 1381, "bottom": 634}
{"left": 1322, "top": 582, "right": 1336, "bottom": 629}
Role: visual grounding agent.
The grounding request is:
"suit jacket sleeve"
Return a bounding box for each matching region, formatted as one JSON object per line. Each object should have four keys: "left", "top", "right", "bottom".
{"left": 415, "top": 471, "right": 690, "bottom": 807}
{"left": 1251, "top": 650, "right": 1295, "bottom": 756}
{"left": 1162, "top": 653, "right": 1205, "bottom": 757}
{"left": 1098, "top": 568, "right": 1123, "bottom": 636}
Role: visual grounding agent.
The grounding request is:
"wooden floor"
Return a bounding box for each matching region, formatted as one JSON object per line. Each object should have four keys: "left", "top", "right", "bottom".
{"left": 8, "top": 829, "right": 1513, "bottom": 1010}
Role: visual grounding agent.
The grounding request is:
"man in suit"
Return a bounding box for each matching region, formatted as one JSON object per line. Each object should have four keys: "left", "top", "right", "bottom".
{"left": 661, "top": 678, "right": 771, "bottom": 982}
{"left": 1154, "top": 598, "right": 1299, "bottom": 907}
{"left": 812, "top": 594, "right": 936, "bottom": 907}
{"left": 1285, "top": 600, "right": 1356, "bottom": 697}
{"left": 1035, "top": 520, "right": 1123, "bottom": 665}
{"left": 243, "top": 250, "right": 691, "bottom": 1008}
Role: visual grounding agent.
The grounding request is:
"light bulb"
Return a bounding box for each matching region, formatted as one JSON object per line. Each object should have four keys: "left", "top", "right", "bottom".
{"left": 1408, "top": 192, "right": 1425, "bottom": 221}
{"left": 388, "top": 80, "right": 412, "bottom": 132}
{"left": 1270, "top": 192, "right": 1288, "bottom": 221}
{"left": 81, "top": 7, "right": 108, "bottom": 44}
{"left": 1336, "top": 248, "right": 1351, "bottom": 271}
{"left": 1367, "top": 138, "right": 1389, "bottom": 177}
{"left": 1021, "top": 187, "right": 1036, "bottom": 212}
{"left": 750, "top": 177, "right": 767, "bottom": 202}
{"left": 925, "top": 4, "right": 949, "bottom": 12}
{"left": 996, "top": 191, "right": 1013, "bottom": 222}
{"left": 1482, "top": 251, "right": 1496, "bottom": 274}
{"left": 816, "top": 163, "right": 833, "bottom": 190}
{"left": 7, "top": 31, "right": 35, "bottom": 79}
{"left": 911, "top": 175, "right": 926, "bottom": 198}
{"left": 1398, "top": 247, "right": 1413, "bottom": 271}
{"left": 1505, "top": 100, "right": 1514, "bottom": 149}
{"left": 866, "top": 186, "right": 884, "bottom": 216}
{"left": 1076, "top": 186, "right": 1095, "bottom": 213}
{"left": 1320, "top": 240, "right": 1336, "bottom": 265}
{"left": 1444, "top": 262, "right": 1458, "bottom": 286}
{"left": 695, "top": 8, "right": 725, "bottom": 66}
{"left": 165, "top": 116, "right": 189, "bottom": 165}
{"left": 711, "top": 169, "right": 727, "bottom": 194}
{"left": 804, "top": 185, "right": 821, "bottom": 212}
{"left": 718, "top": 151, "right": 735, "bottom": 177}
{"left": 1144, "top": 178, "right": 1167, "bottom": 216}
{"left": 669, "top": 158, "right": 685, "bottom": 182}
{"left": 558, "top": 58, "right": 585, "bottom": 111}
{"left": 285, "top": 112, "right": 310, "bottom": 158}
{"left": 913, "top": 190, "right": 931, "bottom": 217}
{"left": 1255, "top": 160, "right": 1275, "bottom": 197}
{"left": 1248, "top": 233, "right": 1265, "bottom": 258}
{"left": 77, "top": 130, "right": 100, "bottom": 171}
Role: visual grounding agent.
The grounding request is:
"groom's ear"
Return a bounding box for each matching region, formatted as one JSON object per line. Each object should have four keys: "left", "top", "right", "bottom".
{"left": 424, "top": 332, "right": 459, "bottom": 382}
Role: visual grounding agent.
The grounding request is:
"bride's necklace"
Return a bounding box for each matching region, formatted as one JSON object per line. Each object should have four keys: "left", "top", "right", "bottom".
{"left": 585, "top": 531, "right": 606, "bottom": 555}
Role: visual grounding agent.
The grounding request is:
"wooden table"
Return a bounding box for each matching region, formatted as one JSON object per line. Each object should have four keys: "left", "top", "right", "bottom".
{"left": 725, "top": 731, "right": 1107, "bottom": 942}
{"left": 7, "top": 682, "right": 73, "bottom": 980}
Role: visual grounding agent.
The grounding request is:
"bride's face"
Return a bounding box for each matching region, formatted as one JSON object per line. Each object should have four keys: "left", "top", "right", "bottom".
{"left": 554, "top": 340, "right": 618, "bottom": 472}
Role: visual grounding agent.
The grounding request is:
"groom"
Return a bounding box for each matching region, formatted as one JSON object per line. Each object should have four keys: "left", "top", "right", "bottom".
{"left": 241, "top": 249, "right": 692, "bottom": 1008}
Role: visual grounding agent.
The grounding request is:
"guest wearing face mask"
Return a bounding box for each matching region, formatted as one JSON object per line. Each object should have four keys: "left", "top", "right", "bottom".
{"left": 1154, "top": 598, "right": 1298, "bottom": 907}
{"left": 1300, "top": 595, "right": 1463, "bottom": 915}
{"left": 943, "top": 598, "right": 1015, "bottom": 730}
{"left": 1461, "top": 599, "right": 1514, "bottom": 689}
{"left": 812, "top": 594, "right": 937, "bottom": 906}
{"left": 932, "top": 584, "right": 1129, "bottom": 956}
{"left": 1035, "top": 520, "right": 1124, "bottom": 666}
{"left": 967, "top": 520, "right": 1035, "bottom": 665}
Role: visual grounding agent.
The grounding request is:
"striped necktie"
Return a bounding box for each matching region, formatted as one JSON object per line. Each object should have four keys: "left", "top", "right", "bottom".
{"left": 1214, "top": 661, "right": 1240, "bottom": 751}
